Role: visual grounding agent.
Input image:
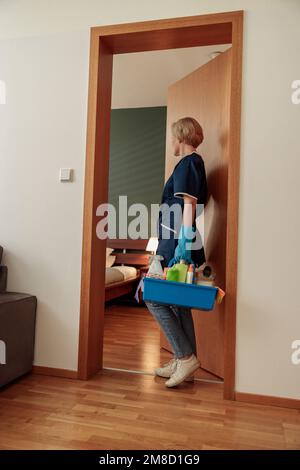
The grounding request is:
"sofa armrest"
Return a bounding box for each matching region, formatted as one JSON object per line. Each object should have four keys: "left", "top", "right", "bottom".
{"left": 0, "top": 293, "right": 37, "bottom": 387}
{"left": 0, "top": 266, "right": 7, "bottom": 292}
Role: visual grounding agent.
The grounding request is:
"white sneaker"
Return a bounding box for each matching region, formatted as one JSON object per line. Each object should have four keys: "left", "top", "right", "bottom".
{"left": 165, "top": 354, "right": 200, "bottom": 387}
{"left": 154, "top": 358, "right": 194, "bottom": 382}
{"left": 154, "top": 358, "right": 177, "bottom": 378}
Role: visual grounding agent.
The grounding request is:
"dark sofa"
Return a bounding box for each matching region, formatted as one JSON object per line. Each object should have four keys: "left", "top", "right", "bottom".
{"left": 0, "top": 246, "right": 37, "bottom": 387}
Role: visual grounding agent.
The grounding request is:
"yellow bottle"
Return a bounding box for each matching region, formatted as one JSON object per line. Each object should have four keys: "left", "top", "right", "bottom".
{"left": 166, "top": 259, "right": 188, "bottom": 283}
{"left": 166, "top": 265, "right": 179, "bottom": 282}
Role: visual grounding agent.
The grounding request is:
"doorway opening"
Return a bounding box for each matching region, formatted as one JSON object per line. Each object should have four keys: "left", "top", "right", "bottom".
{"left": 78, "top": 11, "right": 243, "bottom": 400}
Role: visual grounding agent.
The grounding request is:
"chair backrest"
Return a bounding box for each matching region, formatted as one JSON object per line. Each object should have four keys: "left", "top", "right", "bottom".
{"left": 107, "top": 239, "right": 150, "bottom": 267}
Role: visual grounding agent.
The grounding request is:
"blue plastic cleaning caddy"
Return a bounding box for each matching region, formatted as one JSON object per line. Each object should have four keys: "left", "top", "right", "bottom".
{"left": 143, "top": 277, "right": 218, "bottom": 311}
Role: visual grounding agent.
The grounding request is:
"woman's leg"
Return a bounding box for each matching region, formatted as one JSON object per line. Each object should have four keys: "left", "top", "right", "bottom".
{"left": 145, "top": 301, "right": 193, "bottom": 359}
{"left": 171, "top": 306, "right": 197, "bottom": 357}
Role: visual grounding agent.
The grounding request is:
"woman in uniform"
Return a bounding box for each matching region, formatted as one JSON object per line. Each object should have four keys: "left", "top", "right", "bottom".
{"left": 145, "top": 117, "right": 208, "bottom": 387}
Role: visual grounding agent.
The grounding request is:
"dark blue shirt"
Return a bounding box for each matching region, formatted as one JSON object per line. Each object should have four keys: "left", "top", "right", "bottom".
{"left": 156, "top": 152, "right": 208, "bottom": 267}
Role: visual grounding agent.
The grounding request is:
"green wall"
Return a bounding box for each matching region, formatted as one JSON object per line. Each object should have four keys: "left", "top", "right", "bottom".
{"left": 109, "top": 106, "right": 167, "bottom": 237}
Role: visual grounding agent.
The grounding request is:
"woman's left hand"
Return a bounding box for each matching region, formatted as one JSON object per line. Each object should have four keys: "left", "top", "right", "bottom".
{"left": 168, "top": 225, "right": 195, "bottom": 267}
{"left": 168, "top": 195, "right": 197, "bottom": 267}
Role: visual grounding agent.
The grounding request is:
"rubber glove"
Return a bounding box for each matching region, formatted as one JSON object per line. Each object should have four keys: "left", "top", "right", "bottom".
{"left": 168, "top": 225, "right": 196, "bottom": 267}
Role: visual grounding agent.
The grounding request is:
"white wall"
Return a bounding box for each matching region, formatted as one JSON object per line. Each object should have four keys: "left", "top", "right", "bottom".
{"left": 0, "top": 31, "right": 89, "bottom": 370}
{"left": 0, "top": 0, "right": 299, "bottom": 399}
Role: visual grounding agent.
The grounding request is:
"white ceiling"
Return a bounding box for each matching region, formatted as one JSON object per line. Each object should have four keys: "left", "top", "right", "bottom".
{"left": 111, "top": 43, "right": 231, "bottom": 109}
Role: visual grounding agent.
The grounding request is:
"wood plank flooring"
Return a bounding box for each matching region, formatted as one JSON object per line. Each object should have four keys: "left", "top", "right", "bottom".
{"left": 1, "top": 301, "right": 299, "bottom": 450}
{"left": 0, "top": 370, "right": 300, "bottom": 450}
{"left": 104, "top": 302, "right": 222, "bottom": 381}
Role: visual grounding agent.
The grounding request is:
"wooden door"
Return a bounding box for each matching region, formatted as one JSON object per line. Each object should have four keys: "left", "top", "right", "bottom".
{"left": 161, "top": 48, "right": 232, "bottom": 378}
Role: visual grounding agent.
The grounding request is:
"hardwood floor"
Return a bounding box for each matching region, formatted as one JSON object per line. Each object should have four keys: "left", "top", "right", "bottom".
{"left": 104, "top": 302, "right": 222, "bottom": 382}
{"left": 1, "top": 301, "right": 298, "bottom": 450}
{"left": 0, "top": 370, "right": 300, "bottom": 450}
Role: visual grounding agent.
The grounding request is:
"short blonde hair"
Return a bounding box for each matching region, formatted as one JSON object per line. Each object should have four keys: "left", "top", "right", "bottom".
{"left": 171, "top": 117, "right": 204, "bottom": 148}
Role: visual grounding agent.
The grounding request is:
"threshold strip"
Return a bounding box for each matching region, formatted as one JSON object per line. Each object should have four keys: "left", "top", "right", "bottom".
{"left": 103, "top": 366, "right": 224, "bottom": 384}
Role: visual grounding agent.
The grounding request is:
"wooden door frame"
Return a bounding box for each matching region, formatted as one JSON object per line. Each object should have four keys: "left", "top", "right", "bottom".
{"left": 77, "top": 11, "right": 244, "bottom": 400}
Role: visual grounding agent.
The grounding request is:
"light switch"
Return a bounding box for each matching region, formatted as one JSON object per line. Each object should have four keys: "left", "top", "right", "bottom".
{"left": 59, "top": 168, "right": 73, "bottom": 182}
